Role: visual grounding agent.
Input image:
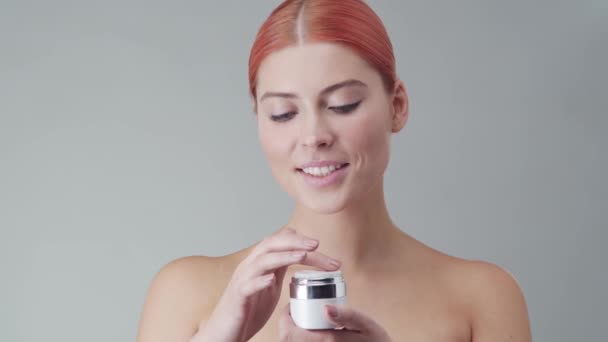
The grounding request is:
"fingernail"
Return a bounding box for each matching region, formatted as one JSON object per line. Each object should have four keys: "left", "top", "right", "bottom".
{"left": 326, "top": 305, "right": 339, "bottom": 318}
{"left": 328, "top": 259, "right": 341, "bottom": 268}
{"left": 304, "top": 239, "right": 319, "bottom": 249}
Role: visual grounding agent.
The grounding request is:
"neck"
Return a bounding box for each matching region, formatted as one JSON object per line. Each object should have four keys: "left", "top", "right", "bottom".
{"left": 286, "top": 179, "right": 400, "bottom": 275}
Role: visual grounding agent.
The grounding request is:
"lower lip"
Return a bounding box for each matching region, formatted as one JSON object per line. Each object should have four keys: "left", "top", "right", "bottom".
{"left": 297, "top": 164, "right": 349, "bottom": 188}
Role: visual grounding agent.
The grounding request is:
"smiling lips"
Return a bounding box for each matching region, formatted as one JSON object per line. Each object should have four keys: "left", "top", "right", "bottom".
{"left": 296, "top": 161, "right": 350, "bottom": 188}
{"left": 296, "top": 161, "right": 349, "bottom": 176}
{"left": 301, "top": 163, "right": 347, "bottom": 177}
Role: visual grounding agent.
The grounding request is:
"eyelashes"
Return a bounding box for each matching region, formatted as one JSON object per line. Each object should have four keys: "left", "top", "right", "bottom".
{"left": 270, "top": 100, "right": 362, "bottom": 122}
{"left": 328, "top": 100, "right": 362, "bottom": 114}
{"left": 270, "top": 111, "right": 297, "bottom": 122}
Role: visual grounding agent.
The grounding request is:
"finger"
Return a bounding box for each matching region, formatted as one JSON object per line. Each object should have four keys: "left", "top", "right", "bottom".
{"left": 325, "top": 305, "right": 377, "bottom": 333}
{"left": 238, "top": 273, "right": 275, "bottom": 298}
{"left": 249, "top": 251, "right": 308, "bottom": 277}
{"left": 250, "top": 250, "right": 341, "bottom": 278}
{"left": 249, "top": 229, "right": 319, "bottom": 259}
{"left": 302, "top": 251, "right": 342, "bottom": 270}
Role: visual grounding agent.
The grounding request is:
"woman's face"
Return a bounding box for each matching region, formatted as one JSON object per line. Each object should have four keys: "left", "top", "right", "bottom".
{"left": 255, "top": 42, "right": 405, "bottom": 214}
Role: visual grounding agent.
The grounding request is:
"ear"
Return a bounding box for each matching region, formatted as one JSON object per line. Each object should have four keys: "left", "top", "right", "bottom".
{"left": 251, "top": 95, "right": 258, "bottom": 115}
{"left": 390, "top": 79, "right": 409, "bottom": 133}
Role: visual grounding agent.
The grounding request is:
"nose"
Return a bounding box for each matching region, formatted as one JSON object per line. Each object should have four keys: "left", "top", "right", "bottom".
{"left": 301, "top": 113, "right": 334, "bottom": 149}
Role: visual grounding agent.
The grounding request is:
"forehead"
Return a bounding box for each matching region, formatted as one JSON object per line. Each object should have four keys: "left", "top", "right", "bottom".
{"left": 256, "top": 42, "right": 382, "bottom": 96}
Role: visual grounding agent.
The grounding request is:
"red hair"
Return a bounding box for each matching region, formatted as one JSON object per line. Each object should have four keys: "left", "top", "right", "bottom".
{"left": 248, "top": 0, "right": 396, "bottom": 99}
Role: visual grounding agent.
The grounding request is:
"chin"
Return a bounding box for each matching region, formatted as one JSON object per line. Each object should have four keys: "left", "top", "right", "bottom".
{"left": 304, "top": 202, "right": 346, "bottom": 215}
{"left": 297, "top": 193, "right": 351, "bottom": 215}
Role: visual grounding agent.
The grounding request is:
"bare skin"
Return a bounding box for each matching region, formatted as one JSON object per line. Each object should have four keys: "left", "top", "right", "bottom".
{"left": 137, "top": 226, "right": 530, "bottom": 341}
{"left": 137, "top": 42, "right": 531, "bottom": 341}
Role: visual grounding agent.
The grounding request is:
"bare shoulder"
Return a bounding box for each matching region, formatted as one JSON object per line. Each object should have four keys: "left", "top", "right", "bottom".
{"left": 410, "top": 240, "right": 528, "bottom": 311}
{"left": 401, "top": 235, "right": 531, "bottom": 341}
{"left": 136, "top": 251, "right": 247, "bottom": 342}
{"left": 457, "top": 259, "right": 525, "bottom": 297}
{"left": 442, "top": 255, "right": 532, "bottom": 341}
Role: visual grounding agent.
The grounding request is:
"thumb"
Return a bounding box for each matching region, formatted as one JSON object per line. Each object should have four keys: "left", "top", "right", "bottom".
{"left": 325, "top": 305, "right": 377, "bottom": 333}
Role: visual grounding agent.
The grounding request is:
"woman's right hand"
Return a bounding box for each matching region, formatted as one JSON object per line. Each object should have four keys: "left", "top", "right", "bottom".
{"left": 193, "top": 227, "right": 341, "bottom": 342}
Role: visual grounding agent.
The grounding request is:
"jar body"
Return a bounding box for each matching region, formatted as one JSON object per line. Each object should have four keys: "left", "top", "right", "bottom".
{"left": 289, "top": 270, "right": 346, "bottom": 330}
{"left": 290, "top": 296, "right": 347, "bottom": 329}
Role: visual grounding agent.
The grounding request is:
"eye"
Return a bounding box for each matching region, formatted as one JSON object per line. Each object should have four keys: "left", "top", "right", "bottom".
{"left": 270, "top": 111, "right": 296, "bottom": 122}
{"left": 329, "top": 100, "right": 362, "bottom": 114}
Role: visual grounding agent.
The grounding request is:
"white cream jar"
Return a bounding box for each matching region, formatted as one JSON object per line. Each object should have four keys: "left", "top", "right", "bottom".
{"left": 289, "top": 270, "right": 347, "bottom": 330}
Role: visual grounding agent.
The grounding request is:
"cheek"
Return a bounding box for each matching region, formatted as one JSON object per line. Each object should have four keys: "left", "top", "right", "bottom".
{"left": 258, "top": 124, "right": 298, "bottom": 195}
{"left": 343, "top": 111, "right": 390, "bottom": 162}
{"left": 258, "top": 123, "right": 292, "bottom": 165}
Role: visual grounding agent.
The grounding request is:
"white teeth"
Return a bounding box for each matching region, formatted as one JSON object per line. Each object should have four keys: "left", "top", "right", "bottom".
{"left": 301, "top": 164, "right": 344, "bottom": 177}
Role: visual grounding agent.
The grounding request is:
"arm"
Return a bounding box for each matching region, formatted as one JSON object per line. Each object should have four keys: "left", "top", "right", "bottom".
{"left": 136, "top": 228, "right": 339, "bottom": 342}
{"left": 470, "top": 261, "right": 532, "bottom": 341}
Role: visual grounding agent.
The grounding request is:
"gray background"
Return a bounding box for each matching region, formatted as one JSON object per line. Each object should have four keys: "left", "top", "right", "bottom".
{"left": 1, "top": 0, "right": 606, "bottom": 341}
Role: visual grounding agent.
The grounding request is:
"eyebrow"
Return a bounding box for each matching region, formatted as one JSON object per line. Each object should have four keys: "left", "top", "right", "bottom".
{"left": 259, "top": 79, "right": 368, "bottom": 102}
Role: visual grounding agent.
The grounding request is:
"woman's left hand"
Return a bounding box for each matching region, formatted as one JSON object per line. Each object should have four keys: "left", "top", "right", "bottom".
{"left": 278, "top": 303, "right": 392, "bottom": 341}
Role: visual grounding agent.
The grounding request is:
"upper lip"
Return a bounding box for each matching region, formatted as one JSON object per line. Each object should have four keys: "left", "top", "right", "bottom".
{"left": 296, "top": 160, "right": 349, "bottom": 170}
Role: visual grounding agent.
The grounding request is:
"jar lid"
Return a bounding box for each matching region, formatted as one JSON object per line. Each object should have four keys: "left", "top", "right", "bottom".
{"left": 290, "top": 270, "right": 346, "bottom": 299}
{"left": 293, "top": 270, "right": 343, "bottom": 282}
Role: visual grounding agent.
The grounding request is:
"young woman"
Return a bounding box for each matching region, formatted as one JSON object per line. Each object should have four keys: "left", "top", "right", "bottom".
{"left": 137, "top": 1, "right": 532, "bottom": 341}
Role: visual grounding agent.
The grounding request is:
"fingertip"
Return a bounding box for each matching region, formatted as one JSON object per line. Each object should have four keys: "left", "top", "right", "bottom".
{"left": 304, "top": 239, "right": 319, "bottom": 250}
{"left": 327, "top": 259, "right": 341, "bottom": 270}
{"left": 325, "top": 304, "right": 339, "bottom": 318}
